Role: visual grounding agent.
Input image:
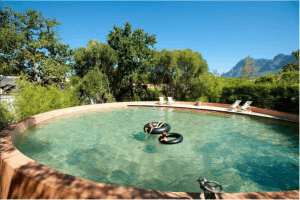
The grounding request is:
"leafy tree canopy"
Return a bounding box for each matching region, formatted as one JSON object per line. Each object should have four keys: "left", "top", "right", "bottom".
{"left": 0, "top": 6, "right": 73, "bottom": 86}
{"left": 107, "top": 22, "right": 157, "bottom": 101}
{"left": 255, "top": 74, "right": 277, "bottom": 84}
{"left": 176, "top": 48, "right": 208, "bottom": 84}
{"left": 81, "top": 68, "right": 109, "bottom": 100}
{"left": 149, "top": 49, "right": 177, "bottom": 85}
{"left": 150, "top": 48, "right": 208, "bottom": 84}
{"left": 73, "top": 39, "right": 117, "bottom": 79}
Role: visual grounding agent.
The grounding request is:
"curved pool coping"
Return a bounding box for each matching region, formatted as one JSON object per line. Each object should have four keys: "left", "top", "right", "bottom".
{"left": 1, "top": 101, "right": 299, "bottom": 199}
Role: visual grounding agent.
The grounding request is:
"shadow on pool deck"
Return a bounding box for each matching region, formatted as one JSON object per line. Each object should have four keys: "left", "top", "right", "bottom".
{"left": 4, "top": 160, "right": 204, "bottom": 199}
{"left": 4, "top": 159, "right": 299, "bottom": 199}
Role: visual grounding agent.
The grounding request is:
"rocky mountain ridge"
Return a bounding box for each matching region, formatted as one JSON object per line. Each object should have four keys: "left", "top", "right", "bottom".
{"left": 221, "top": 54, "right": 298, "bottom": 78}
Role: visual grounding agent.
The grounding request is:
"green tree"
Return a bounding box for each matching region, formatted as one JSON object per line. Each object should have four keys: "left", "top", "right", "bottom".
{"left": 0, "top": 6, "right": 26, "bottom": 76}
{"left": 190, "top": 72, "right": 225, "bottom": 103}
{"left": 176, "top": 48, "right": 208, "bottom": 83}
{"left": 73, "top": 40, "right": 117, "bottom": 79}
{"left": 150, "top": 48, "right": 208, "bottom": 101}
{"left": 73, "top": 40, "right": 117, "bottom": 95}
{"left": 175, "top": 48, "right": 208, "bottom": 98}
{"left": 67, "top": 69, "right": 115, "bottom": 104}
{"left": 107, "top": 22, "right": 157, "bottom": 101}
{"left": 282, "top": 50, "right": 299, "bottom": 72}
{"left": 0, "top": 6, "right": 73, "bottom": 86}
{"left": 149, "top": 49, "right": 177, "bottom": 85}
{"left": 241, "top": 55, "right": 258, "bottom": 78}
{"left": 81, "top": 68, "right": 109, "bottom": 101}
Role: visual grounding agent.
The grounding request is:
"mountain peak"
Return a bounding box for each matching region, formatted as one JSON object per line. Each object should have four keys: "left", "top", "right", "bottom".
{"left": 221, "top": 53, "right": 297, "bottom": 78}
{"left": 273, "top": 54, "right": 285, "bottom": 61}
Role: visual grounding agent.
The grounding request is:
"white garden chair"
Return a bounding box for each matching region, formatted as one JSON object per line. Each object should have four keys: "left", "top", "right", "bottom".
{"left": 230, "top": 100, "right": 242, "bottom": 111}
{"left": 167, "top": 97, "right": 175, "bottom": 105}
{"left": 159, "top": 97, "right": 167, "bottom": 105}
{"left": 240, "top": 101, "right": 253, "bottom": 113}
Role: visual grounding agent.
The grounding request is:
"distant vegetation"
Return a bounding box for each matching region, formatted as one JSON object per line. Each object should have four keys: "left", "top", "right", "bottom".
{"left": 0, "top": 6, "right": 299, "bottom": 131}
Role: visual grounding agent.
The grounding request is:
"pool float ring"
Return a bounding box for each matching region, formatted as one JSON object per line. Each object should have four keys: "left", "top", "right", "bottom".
{"left": 159, "top": 133, "right": 183, "bottom": 144}
{"left": 143, "top": 122, "right": 171, "bottom": 134}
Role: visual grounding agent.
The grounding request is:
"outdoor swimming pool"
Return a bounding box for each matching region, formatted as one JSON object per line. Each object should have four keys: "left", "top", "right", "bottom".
{"left": 14, "top": 107, "right": 299, "bottom": 193}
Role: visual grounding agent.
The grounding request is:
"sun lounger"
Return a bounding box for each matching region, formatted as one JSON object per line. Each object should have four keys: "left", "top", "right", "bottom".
{"left": 240, "top": 101, "right": 253, "bottom": 112}
{"left": 230, "top": 100, "right": 242, "bottom": 111}
{"left": 159, "top": 97, "right": 167, "bottom": 105}
{"left": 167, "top": 97, "right": 175, "bottom": 105}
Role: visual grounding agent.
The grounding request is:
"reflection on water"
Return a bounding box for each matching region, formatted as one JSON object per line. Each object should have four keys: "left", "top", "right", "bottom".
{"left": 14, "top": 107, "right": 299, "bottom": 193}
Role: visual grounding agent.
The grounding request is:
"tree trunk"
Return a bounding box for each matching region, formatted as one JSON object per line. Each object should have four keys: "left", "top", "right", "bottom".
{"left": 34, "top": 62, "right": 38, "bottom": 83}
{"left": 108, "top": 82, "right": 110, "bottom": 95}
{"left": 129, "top": 77, "right": 134, "bottom": 101}
{"left": 95, "top": 59, "right": 98, "bottom": 68}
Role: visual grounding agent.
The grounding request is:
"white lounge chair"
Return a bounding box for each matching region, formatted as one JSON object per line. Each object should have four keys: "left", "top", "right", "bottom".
{"left": 167, "top": 97, "right": 175, "bottom": 105}
{"left": 159, "top": 97, "right": 167, "bottom": 105}
{"left": 230, "top": 100, "right": 242, "bottom": 111}
{"left": 240, "top": 101, "right": 253, "bottom": 112}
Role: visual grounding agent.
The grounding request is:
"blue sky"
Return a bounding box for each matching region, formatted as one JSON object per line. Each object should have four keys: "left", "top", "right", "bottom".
{"left": 1, "top": 1, "right": 299, "bottom": 75}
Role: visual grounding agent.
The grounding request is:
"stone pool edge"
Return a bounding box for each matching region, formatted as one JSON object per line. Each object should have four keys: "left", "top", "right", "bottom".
{"left": 1, "top": 101, "right": 299, "bottom": 199}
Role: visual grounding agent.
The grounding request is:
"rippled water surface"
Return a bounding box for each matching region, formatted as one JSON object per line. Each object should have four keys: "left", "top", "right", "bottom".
{"left": 14, "top": 107, "right": 299, "bottom": 193}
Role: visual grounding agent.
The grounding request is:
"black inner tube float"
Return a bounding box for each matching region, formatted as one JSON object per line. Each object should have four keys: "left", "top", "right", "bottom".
{"left": 143, "top": 122, "right": 171, "bottom": 134}
{"left": 159, "top": 133, "right": 183, "bottom": 144}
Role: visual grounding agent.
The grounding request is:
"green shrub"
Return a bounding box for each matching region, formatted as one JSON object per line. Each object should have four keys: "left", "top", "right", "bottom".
{"left": 255, "top": 74, "right": 276, "bottom": 84}
{"left": 106, "top": 94, "right": 116, "bottom": 103}
{"left": 14, "top": 78, "right": 80, "bottom": 120}
{"left": 197, "top": 96, "right": 209, "bottom": 103}
{"left": 278, "top": 71, "right": 299, "bottom": 85}
{"left": 220, "top": 82, "right": 299, "bottom": 114}
{"left": 0, "top": 102, "right": 18, "bottom": 131}
{"left": 143, "top": 87, "right": 161, "bottom": 101}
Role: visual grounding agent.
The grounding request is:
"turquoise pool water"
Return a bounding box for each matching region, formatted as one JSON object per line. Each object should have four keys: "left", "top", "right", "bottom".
{"left": 14, "top": 107, "right": 299, "bottom": 193}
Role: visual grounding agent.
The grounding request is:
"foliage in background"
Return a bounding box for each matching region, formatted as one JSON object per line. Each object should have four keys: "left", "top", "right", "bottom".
{"left": 72, "top": 39, "right": 117, "bottom": 80}
{"left": 66, "top": 70, "right": 116, "bottom": 104}
{"left": 133, "top": 86, "right": 161, "bottom": 102}
{"left": 219, "top": 70, "right": 299, "bottom": 114}
{"left": 282, "top": 50, "right": 299, "bottom": 72}
{"left": 0, "top": 102, "right": 18, "bottom": 131}
{"left": 150, "top": 48, "right": 209, "bottom": 101}
{"left": 220, "top": 83, "right": 299, "bottom": 114}
{"left": 255, "top": 74, "right": 277, "bottom": 84}
{"left": 279, "top": 71, "right": 299, "bottom": 85}
{"left": 107, "top": 22, "right": 157, "bottom": 101}
{"left": 80, "top": 69, "right": 109, "bottom": 100}
{"left": 13, "top": 77, "right": 80, "bottom": 120}
{"left": 0, "top": 6, "right": 73, "bottom": 86}
{"left": 240, "top": 55, "right": 258, "bottom": 78}
{"left": 1, "top": 6, "right": 299, "bottom": 119}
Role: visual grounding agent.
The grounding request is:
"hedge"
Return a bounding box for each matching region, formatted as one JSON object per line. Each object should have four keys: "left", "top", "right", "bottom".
{"left": 220, "top": 83, "right": 299, "bottom": 114}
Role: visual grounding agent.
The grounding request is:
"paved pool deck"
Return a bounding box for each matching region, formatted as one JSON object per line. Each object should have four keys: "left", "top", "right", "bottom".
{"left": 129, "top": 103, "right": 296, "bottom": 122}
